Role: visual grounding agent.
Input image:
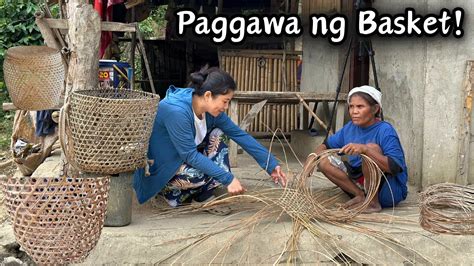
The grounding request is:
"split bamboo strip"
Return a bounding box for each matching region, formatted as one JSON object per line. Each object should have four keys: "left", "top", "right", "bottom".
{"left": 276, "top": 105, "right": 281, "bottom": 131}
{"left": 285, "top": 59, "right": 289, "bottom": 91}
{"left": 271, "top": 104, "right": 277, "bottom": 130}
{"left": 268, "top": 58, "right": 274, "bottom": 94}
{"left": 228, "top": 56, "right": 232, "bottom": 76}
{"left": 275, "top": 58, "right": 279, "bottom": 91}
{"left": 231, "top": 56, "right": 236, "bottom": 80}
{"left": 266, "top": 59, "right": 271, "bottom": 92}
{"left": 291, "top": 105, "right": 295, "bottom": 131}
{"left": 235, "top": 56, "right": 239, "bottom": 87}
{"left": 255, "top": 57, "right": 260, "bottom": 90}
{"left": 293, "top": 60, "right": 299, "bottom": 91}
{"left": 250, "top": 57, "right": 254, "bottom": 90}
{"left": 258, "top": 58, "right": 265, "bottom": 91}
{"left": 244, "top": 57, "right": 249, "bottom": 91}
{"left": 273, "top": 58, "right": 278, "bottom": 93}
{"left": 290, "top": 59, "right": 295, "bottom": 91}
{"left": 238, "top": 56, "right": 243, "bottom": 90}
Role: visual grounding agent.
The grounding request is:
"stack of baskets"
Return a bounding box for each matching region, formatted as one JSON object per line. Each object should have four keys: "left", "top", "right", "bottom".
{"left": 2, "top": 45, "right": 160, "bottom": 264}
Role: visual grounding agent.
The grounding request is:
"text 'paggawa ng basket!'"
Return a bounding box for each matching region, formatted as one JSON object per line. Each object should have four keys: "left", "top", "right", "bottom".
{"left": 1, "top": 175, "right": 110, "bottom": 265}
{"left": 3, "top": 46, "right": 65, "bottom": 110}
{"left": 60, "top": 88, "right": 159, "bottom": 174}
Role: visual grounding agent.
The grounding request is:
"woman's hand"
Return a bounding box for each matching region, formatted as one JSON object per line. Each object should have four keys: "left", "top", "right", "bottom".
{"left": 340, "top": 143, "right": 367, "bottom": 155}
{"left": 271, "top": 165, "right": 287, "bottom": 187}
{"left": 227, "top": 177, "right": 246, "bottom": 195}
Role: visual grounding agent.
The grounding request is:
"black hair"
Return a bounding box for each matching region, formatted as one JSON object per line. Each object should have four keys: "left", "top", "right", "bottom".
{"left": 349, "top": 91, "right": 381, "bottom": 117}
{"left": 189, "top": 67, "right": 237, "bottom": 97}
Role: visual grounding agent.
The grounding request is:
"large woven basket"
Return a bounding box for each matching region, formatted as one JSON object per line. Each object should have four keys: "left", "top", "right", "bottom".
{"left": 3, "top": 46, "right": 65, "bottom": 110}
{"left": 2, "top": 175, "right": 110, "bottom": 264}
{"left": 60, "top": 88, "right": 159, "bottom": 174}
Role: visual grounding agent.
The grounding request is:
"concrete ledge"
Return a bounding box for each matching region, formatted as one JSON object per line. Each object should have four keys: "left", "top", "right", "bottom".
{"left": 291, "top": 130, "right": 325, "bottom": 160}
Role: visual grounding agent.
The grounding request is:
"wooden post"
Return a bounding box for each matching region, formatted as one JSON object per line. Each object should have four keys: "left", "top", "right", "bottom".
{"left": 61, "top": 1, "right": 101, "bottom": 177}
{"left": 35, "top": 11, "right": 62, "bottom": 50}
{"left": 130, "top": 7, "right": 137, "bottom": 90}
{"left": 135, "top": 24, "right": 156, "bottom": 94}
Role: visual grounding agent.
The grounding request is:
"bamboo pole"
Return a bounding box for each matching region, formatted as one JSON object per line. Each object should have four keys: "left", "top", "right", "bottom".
{"left": 238, "top": 56, "right": 242, "bottom": 90}
{"left": 255, "top": 57, "right": 259, "bottom": 90}
{"left": 290, "top": 104, "right": 294, "bottom": 132}
{"left": 271, "top": 104, "right": 277, "bottom": 131}
{"left": 275, "top": 104, "right": 279, "bottom": 131}
{"left": 277, "top": 58, "right": 282, "bottom": 92}
{"left": 226, "top": 56, "right": 230, "bottom": 73}
{"left": 268, "top": 58, "right": 273, "bottom": 92}
{"left": 250, "top": 57, "right": 255, "bottom": 91}
{"left": 265, "top": 59, "right": 271, "bottom": 91}
{"left": 272, "top": 58, "right": 278, "bottom": 92}
{"left": 240, "top": 57, "right": 249, "bottom": 91}
{"left": 289, "top": 58, "right": 293, "bottom": 91}
{"left": 286, "top": 57, "right": 291, "bottom": 91}
{"left": 294, "top": 59, "right": 298, "bottom": 91}
{"left": 260, "top": 59, "right": 264, "bottom": 91}
{"left": 296, "top": 94, "right": 332, "bottom": 134}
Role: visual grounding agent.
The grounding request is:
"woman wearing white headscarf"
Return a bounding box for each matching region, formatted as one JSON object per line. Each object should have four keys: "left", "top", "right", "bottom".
{"left": 309, "top": 85, "right": 408, "bottom": 213}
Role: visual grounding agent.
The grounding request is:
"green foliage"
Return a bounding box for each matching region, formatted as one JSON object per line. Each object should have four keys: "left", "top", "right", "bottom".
{"left": 0, "top": 0, "right": 43, "bottom": 58}
{"left": 0, "top": 0, "right": 43, "bottom": 150}
{"left": 139, "top": 5, "right": 168, "bottom": 38}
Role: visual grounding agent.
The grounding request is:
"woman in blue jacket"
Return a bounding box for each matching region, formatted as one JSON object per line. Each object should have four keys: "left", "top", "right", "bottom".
{"left": 134, "top": 67, "right": 287, "bottom": 207}
{"left": 309, "top": 85, "right": 408, "bottom": 213}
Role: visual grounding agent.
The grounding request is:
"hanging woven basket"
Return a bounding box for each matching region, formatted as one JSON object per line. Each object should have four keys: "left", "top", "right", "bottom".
{"left": 60, "top": 88, "right": 159, "bottom": 174}
{"left": 3, "top": 46, "right": 65, "bottom": 110}
{"left": 1, "top": 175, "right": 110, "bottom": 264}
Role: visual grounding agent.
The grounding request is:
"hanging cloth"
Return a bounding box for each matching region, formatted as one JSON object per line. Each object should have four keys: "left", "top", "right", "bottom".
{"left": 94, "top": 0, "right": 124, "bottom": 58}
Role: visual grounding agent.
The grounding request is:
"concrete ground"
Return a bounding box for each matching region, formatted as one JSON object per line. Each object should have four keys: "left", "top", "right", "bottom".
{"left": 1, "top": 140, "right": 474, "bottom": 264}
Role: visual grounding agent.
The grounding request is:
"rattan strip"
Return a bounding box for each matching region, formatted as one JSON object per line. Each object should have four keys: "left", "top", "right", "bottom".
{"left": 420, "top": 183, "right": 474, "bottom": 235}
{"left": 294, "top": 149, "right": 383, "bottom": 222}
{"left": 2, "top": 175, "right": 110, "bottom": 264}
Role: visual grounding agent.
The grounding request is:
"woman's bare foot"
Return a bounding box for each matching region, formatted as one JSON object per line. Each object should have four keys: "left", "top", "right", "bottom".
{"left": 343, "top": 194, "right": 365, "bottom": 208}
{"left": 361, "top": 200, "right": 382, "bottom": 213}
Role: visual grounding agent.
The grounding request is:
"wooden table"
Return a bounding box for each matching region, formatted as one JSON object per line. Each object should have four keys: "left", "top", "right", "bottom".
{"left": 228, "top": 91, "right": 348, "bottom": 167}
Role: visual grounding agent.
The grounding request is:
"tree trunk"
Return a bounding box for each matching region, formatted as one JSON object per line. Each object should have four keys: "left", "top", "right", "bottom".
{"left": 60, "top": 1, "right": 101, "bottom": 177}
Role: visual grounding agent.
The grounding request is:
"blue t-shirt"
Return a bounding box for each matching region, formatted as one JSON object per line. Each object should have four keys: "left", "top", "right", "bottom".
{"left": 327, "top": 121, "right": 408, "bottom": 187}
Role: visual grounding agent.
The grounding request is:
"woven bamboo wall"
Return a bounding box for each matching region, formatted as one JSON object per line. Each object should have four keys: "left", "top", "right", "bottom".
{"left": 220, "top": 49, "right": 300, "bottom": 133}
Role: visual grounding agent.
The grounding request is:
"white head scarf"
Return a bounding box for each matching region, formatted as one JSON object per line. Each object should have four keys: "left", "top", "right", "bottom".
{"left": 348, "top": 85, "right": 382, "bottom": 108}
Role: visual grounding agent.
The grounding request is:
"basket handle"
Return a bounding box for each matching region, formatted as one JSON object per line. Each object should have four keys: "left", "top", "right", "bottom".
{"left": 59, "top": 103, "right": 81, "bottom": 171}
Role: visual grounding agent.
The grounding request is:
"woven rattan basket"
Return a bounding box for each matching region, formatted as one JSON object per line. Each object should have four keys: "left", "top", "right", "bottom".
{"left": 420, "top": 183, "right": 474, "bottom": 235}
{"left": 2, "top": 175, "right": 110, "bottom": 264}
{"left": 3, "top": 46, "right": 65, "bottom": 110}
{"left": 60, "top": 88, "right": 159, "bottom": 174}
